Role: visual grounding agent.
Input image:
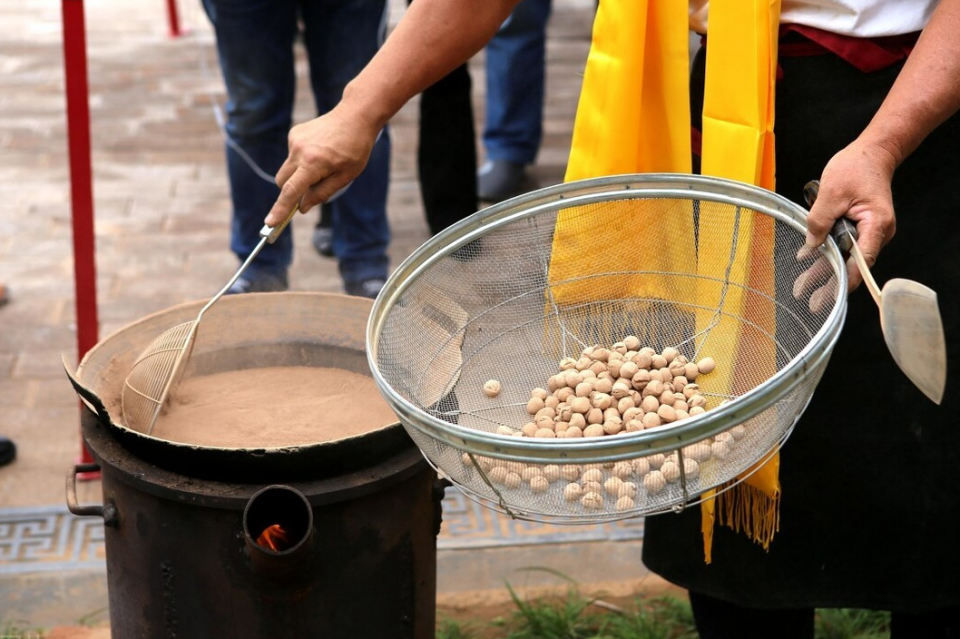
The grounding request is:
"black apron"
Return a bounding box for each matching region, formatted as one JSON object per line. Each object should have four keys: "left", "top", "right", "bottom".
{"left": 641, "top": 46, "right": 960, "bottom": 613}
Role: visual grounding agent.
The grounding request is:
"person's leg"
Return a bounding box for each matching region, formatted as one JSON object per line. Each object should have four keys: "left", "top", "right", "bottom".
{"left": 300, "top": 0, "right": 391, "bottom": 298}
{"left": 0, "top": 283, "right": 14, "bottom": 467}
{"left": 418, "top": 62, "right": 478, "bottom": 235}
{"left": 688, "top": 590, "right": 815, "bottom": 639}
{"left": 313, "top": 204, "right": 335, "bottom": 258}
{"left": 202, "top": 0, "right": 298, "bottom": 290}
{"left": 891, "top": 606, "right": 960, "bottom": 639}
{"left": 479, "top": 0, "right": 551, "bottom": 201}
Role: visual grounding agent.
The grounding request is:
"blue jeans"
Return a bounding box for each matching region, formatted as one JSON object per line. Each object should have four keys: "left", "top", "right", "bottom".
{"left": 202, "top": 0, "right": 390, "bottom": 286}
{"left": 483, "top": 0, "right": 552, "bottom": 165}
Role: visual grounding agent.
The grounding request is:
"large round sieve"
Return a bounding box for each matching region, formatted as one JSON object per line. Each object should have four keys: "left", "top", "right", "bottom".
{"left": 367, "top": 174, "right": 848, "bottom": 523}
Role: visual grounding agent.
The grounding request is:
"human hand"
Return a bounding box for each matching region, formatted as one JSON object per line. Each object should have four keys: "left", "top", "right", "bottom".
{"left": 799, "top": 140, "right": 898, "bottom": 292}
{"left": 265, "top": 106, "right": 381, "bottom": 226}
{"left": 793, "top": 141, "right": 898, "bottom": 313}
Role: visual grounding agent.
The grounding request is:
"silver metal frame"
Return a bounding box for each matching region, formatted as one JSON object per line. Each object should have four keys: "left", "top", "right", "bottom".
{"left": 367, "top": 173, "right": 848, "bottom": 464}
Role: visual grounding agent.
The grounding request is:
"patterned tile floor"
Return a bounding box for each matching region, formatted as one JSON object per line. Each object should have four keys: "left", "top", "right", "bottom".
{"left": 0, "top": 494, "right": 644, "bottom": 576}
{"left": 0, "top": 0, "right": 653, "bottom": 589}
{"left": 0, "top": 3, "right": 659, "bottom": 627}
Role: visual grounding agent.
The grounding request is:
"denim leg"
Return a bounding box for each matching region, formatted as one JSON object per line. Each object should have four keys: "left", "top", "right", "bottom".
{"left": 300, "top": 0, "right": 391, "bottom": 286}
{"left": 202, "top": 0, "right": 298, "bottom": 277}
{"left": 483, "top": 0, "right": 552, "bottom": 165}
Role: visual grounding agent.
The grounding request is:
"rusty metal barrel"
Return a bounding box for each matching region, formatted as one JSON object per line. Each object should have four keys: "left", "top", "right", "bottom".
{"left": 65, "top": 293, "right": 443, "bottom": 638}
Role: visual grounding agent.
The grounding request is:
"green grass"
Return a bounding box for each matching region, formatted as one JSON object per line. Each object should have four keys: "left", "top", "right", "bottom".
{"left": 0, "top": 619, "right": 45, "bottom": 638}
{"left": 815, "top": 608, "right": 890, "bottom": 639}
{"left": 437, "top": 572, "right": 697, "bottom": 639}
{"left": 437, "top": 617, "right": 480, "bottom": 639}
{"left": 436, "top": 580, "right": 893, "bottom": 639}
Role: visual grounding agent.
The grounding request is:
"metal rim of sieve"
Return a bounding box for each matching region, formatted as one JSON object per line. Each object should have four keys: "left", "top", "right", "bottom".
{"left": 367, "top": 173, "right": 848, "bottom": 465}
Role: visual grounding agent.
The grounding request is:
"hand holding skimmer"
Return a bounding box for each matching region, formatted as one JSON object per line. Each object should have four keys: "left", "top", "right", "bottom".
{"left": 122, "top": 206, "right": 299, "bottom": 435}
{"left": 803, "top": 180, "right": 947, "bottom": 404}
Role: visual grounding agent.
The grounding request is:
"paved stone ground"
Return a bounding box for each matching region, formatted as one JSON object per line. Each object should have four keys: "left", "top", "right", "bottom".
{"left": 0, "top": 0, "right": 664, "bottom": 629}
{"left": 0, "top": 0, "right": 589, "bottom": 509}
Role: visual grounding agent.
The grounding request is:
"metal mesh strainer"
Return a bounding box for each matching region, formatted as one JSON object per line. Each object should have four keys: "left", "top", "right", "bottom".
{"left": 367, "top": 174, "right": 848, "bottom": 524}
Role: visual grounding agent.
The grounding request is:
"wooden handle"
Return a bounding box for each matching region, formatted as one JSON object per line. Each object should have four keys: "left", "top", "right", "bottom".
{"left": 802, "top": 180, "right": 881, "bottom": 305}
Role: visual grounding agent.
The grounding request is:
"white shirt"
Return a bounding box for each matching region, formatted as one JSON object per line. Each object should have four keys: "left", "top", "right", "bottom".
{"left": 689, "top": 0, "right": 939, "bottom": 38}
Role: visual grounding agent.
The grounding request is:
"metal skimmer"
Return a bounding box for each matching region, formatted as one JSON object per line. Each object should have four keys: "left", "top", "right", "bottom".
{"left": 122, "top": 207, "right": 298, "bottom": 435}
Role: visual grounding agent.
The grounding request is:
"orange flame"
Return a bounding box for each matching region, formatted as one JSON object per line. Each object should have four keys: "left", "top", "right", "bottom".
{"left": 256, "top": 524, "right": 292, "bottom": 551}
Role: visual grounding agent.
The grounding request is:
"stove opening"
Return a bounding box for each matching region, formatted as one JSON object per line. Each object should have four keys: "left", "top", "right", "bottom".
{"left": 244, "top": 485, "right": 313, "bottom": 554}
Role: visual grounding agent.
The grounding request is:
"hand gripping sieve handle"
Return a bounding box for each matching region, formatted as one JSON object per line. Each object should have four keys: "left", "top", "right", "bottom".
{"left": 802, "top": 180, "right": 858, "bottom": 253}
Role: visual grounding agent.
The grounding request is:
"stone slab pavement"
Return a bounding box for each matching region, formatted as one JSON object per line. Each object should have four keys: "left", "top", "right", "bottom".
{"left": 0, "top": 0, "right": 662, "bottom": 629}
{"left": 0, "top": 0, "right": 590, "bottom": 509}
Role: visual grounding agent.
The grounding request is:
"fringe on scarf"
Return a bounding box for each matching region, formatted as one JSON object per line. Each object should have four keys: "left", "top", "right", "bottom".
{"left": 716, "top": 479, "right": 781, "bottom": 552}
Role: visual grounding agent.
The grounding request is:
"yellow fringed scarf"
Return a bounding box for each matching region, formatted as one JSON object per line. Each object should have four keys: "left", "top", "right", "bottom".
{"left": 552, "top": 0, "right": 782, "bottom": 562}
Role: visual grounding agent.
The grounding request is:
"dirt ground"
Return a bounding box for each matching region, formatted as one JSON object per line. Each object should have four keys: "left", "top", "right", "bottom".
{"left": 42, "top": 577, "right": 684, "bottom": 638}
{"left": 45, "top": 630, "right": 111, "bottom": 639}
{"left": 436, "top": 576, "right": 686, "bottom": 636}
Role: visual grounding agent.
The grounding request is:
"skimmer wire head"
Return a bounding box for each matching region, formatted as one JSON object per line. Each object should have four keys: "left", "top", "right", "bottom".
{"left": 120, "top": 204, "right": 300, "bottom": 435}
{"left": 122, "top": 320, "right": 199, "bottom": 435}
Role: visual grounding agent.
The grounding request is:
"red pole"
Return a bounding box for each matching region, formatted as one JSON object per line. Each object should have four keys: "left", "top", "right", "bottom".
{"left": 62, "top": 0, "right": 101, "bottom": 479}
{"left": 166, "top": 0, "right": 183, "bottom": 38}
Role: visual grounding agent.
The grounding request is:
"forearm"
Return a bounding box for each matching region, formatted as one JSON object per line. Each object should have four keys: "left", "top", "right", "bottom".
{"left": 266, "top": 0, "right": 520, "bottom": 223}
{"left": 857, "top": 0, "right": 960, "bottom": 169}
{"left": 339, "top": 0, "right": 519, "bottom": 131}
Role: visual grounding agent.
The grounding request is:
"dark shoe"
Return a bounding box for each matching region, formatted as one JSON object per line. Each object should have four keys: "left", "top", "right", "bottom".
{"left": 225, "top": 270, "right": 289, "bottom": 295}
{"left": 0, "top": 437, "right": 16, "bottom": 467}
{"left": 312, "top": 225, "right": 334, "bottom": 258}
{"left": 478, "top": 160, "right": 527, "bottom": 202}
{"left": 343, "top": 278, "right": 385, "bottom": 300}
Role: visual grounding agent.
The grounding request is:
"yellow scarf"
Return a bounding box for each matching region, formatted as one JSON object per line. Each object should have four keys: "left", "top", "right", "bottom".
{"left": 552, "top": 0, "right": 781, "bottom": 562}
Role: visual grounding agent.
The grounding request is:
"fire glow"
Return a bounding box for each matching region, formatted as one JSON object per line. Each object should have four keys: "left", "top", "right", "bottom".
{"left": 256, "top": 524, "right": 293, "bottom": 551}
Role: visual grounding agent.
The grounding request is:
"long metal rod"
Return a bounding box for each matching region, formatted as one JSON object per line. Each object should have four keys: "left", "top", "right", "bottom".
{"left": 197, "top": 235, "right": 269, "bottom": 322}
{"left": 62, "top": 0, "right": 100, "bottom": 473}
{"left": 166, "top": 0, "right": 182, "bottom": 37}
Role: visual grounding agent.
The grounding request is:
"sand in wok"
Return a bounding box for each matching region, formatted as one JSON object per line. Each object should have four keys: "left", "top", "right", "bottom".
{"left": 151, "top": 366, "right": 399, "bottom": 448}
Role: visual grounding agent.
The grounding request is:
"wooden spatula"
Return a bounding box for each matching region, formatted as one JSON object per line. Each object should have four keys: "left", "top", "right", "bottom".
{"left": 804, "top": 180, "right": 946, "bottom": 404}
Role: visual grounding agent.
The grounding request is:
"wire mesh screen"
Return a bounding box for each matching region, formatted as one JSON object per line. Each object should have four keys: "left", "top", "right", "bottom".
{"left": 122, "top": 320, "right": 196, "bottom": 435}
{"left": 371, "top": 177, "right": 845, "bottom": 523}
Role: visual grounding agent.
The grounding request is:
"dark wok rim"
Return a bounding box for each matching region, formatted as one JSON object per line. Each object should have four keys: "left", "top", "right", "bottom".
{"left": 66, "top": 293, "right": 410, "bottom": 482}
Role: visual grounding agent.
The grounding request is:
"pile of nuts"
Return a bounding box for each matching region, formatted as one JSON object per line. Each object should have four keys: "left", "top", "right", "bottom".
{"left": 465, "top": 337, "right": 749, "bottom": 512}
{"left": 461, "top": 428, "right": 745, "bottom": 512}
{"left": 484, "top": 336, "right": 717, "bottom": 439}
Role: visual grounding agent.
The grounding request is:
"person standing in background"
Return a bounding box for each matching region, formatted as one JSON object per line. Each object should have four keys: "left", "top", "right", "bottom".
{"left": 312, "top": 15, "right": 477, "bottom": 251}
{"left": 477, "top": 0, "right": 552, "bottom": 203}
{"left": 0, "top": 281, "right": 16, "bottom": 468}
{"left": 312, "top": 0, "right": 551, "bottom": 253}
{"left": 312, "top": 204, "right": 334, "bottom": 257}
{"left": 203, "top": 0, "right": 391, "bottom": 299}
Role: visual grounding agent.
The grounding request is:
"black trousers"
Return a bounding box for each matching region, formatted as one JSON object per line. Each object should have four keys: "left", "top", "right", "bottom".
{"left": 407, "top": 0, "right": 478, "bottom": 236}
{"left": 690, "top": 591, "right": 960, "bottom": 639}
{"left": 418, "top": 61, "right": 478, "bottom": 235}
{"left": 652, "top": 41, "right": 960, "bottom": 632}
